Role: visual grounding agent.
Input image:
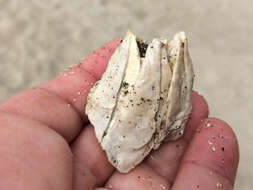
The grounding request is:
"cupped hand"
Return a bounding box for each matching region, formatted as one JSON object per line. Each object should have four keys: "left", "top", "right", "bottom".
{"left": 0, "top": 39, "right": 239, "bottom": 190}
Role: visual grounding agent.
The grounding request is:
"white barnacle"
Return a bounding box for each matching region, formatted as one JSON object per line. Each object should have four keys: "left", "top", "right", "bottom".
{"left": 86, "top": 31, "right": 194, "bottom": 173}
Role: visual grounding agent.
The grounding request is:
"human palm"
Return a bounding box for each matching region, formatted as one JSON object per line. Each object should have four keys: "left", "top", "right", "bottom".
{"left": 0, "top": 39, "right": 239, "bottom": 190}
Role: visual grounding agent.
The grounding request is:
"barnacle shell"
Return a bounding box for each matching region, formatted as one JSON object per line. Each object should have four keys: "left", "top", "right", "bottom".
{"left": 86, "top": 31, "right": 194, "bottom": 173}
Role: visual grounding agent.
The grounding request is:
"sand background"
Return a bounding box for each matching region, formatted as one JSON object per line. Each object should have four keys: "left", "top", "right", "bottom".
{"left": 0, "top": 0, "right": 252, "bottom": 189}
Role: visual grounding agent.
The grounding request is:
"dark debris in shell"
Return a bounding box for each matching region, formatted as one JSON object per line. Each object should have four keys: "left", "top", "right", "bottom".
{"left": 136, "top": 39, "right": 149, "bottom": 58}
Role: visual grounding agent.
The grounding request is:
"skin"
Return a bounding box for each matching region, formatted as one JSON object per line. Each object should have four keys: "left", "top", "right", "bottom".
{"left": 0, "top": 39, "right": 239, "bottom": 190}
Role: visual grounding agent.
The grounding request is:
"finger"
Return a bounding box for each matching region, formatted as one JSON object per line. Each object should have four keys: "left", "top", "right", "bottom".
{"left": 171, "top": 118, "right": 239, "bottom": 190}
{"left": 0, "top": 39, "right": 122, "bottom": 142}
{"left": 0, "top": 112, "right": 73, "bottom": 190}
{"left": 71, "top": 125, "right": 114, "bottom": 190}
{"left": 79, "top": 39, "right": 123, "bottom": 79}
{"left": 183, "top": 91, "right": 209, "bottom": 142}
{"left": 145, "top": 91, "right": 209, "bottom": 182}
{"left": 106, "top": 164, "right": 171, "bottom": 190}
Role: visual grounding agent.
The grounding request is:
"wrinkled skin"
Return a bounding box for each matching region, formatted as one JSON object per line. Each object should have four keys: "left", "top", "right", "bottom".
{"left": 0, "top": 39, "right": 239, "bottom": 190}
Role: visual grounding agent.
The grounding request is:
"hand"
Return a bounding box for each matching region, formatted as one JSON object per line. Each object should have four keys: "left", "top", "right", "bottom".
{"left": 0, "top": 39, "right": 239, "bottom": 190}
